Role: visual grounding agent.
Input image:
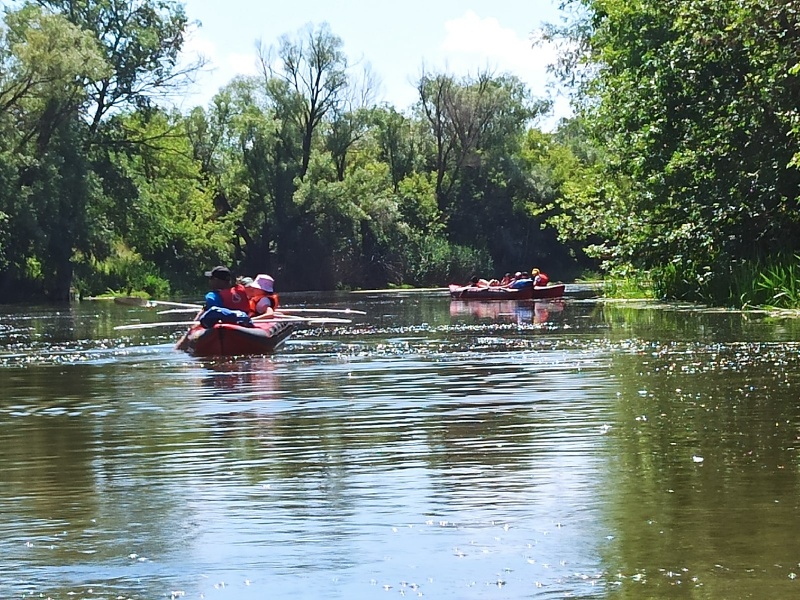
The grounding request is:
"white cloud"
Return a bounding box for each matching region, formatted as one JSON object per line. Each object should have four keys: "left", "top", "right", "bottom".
{"left": 176, "top": 9, "right": 572, "bottom": 126}
{"left": 442, "top": 11, "right": 530, "bottom": 59}
{"left": 177, "top": 27, "right": 261, "bottom": 107}
{"left": 182, "top": 24, "right": 218, "bottom": 61}
{"left": 439, "top": 10, "right": 559, "bottom": 96}
{"left": 226, "top": 51, "right": 260, "bottom": 77}
{"left": 437, "top": 10, "right": 570, "bottom": 127}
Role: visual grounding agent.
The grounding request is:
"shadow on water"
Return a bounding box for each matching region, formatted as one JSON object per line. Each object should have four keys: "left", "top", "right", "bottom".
{"left": 2, "top": 293, "right": 800, "bottom": 598}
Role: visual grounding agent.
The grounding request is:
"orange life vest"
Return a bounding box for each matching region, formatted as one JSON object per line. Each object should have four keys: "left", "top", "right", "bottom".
{"left": 249, "top": 292, "right": 279, "bottom": 315}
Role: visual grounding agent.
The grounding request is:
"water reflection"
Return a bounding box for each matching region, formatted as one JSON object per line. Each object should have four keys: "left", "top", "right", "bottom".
{"left": 596, "top": 330, "right": 800, "bottom": 597}
{"left": 449, "top": 299, "right": 565, "bottom": 324}
{"left": 196, "top": 356, "right": 279, "bottom": 401}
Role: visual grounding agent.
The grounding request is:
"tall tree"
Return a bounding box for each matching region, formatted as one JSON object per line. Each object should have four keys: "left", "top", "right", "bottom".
{"left": 415, "top": 69, "right": 562, "bottom": 270}
{"left": 0, "top": 1, "right": 202, "bottom": 298}
{"left": 0, "top": 5, "right": 107, "bottom": 154}
{"left": 0, "top": 6, "right": 108, "bottom": 298}
{"left": 415, "top": 69, "right": 545, "bottom": 222}
{"left": 257, "top": 22, "right": 349, "bottom": 180}
{"left": 372, "top": 105, "right": 419, "bottom": 192}
{"left": 325, "top": 64, "right": 379, "bottom": 181}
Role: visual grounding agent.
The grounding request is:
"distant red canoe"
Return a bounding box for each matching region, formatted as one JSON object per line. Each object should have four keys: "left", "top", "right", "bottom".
{"left": 175, "top": 319, "right": 297, "bottom": 357}
{"left": 448, "top": 283, "right": 565, "bottom": 300}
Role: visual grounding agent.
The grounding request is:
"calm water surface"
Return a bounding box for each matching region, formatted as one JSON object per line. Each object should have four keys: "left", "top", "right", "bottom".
{"left": 1, "top": 288, "right": 800, "bottom": 599}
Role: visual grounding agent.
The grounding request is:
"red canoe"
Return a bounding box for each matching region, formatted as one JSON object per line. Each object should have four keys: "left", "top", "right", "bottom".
{"left": 175, "top": 319, "right": 297, "bottom": 357}
{"left": 448, "top": 283, "right": 565, "bottom": 300}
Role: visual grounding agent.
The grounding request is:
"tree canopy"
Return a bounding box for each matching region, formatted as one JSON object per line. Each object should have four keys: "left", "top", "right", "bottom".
{"left": 544, "top": 0, "right": 800, "bottom": 304}
{"left": 0, "top": 4, "right": 588, "bottom": 301}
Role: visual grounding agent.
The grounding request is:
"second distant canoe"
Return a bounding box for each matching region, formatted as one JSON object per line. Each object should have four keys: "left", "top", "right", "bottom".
{"left": 448, "top": 283, "right": 565, "bottom": 300}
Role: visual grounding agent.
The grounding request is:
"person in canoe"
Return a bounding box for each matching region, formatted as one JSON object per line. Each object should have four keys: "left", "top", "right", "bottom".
{"left": 499, "top": 271, "right": 522, "bottom": 288}
{"left": 245, "top": 274, "right": 279, "bottom": 317}
{"left": 203, "top": 265, "right": 251, "bottom": 312}
{"left": 508, "top": 271, "right": 533, "bottom": 289}
{"left": 467, "top": 275, "right": 492, "bottom": 288}
{"left": 198, "top": 265, "right": 253, "bottom": 328}
{"left": 531, "top": 268, "right": 550, "bottom": 287}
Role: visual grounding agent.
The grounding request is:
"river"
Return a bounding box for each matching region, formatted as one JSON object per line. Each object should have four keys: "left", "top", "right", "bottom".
{"left": 1, "top": 287, "right": 800, "bottom": 599}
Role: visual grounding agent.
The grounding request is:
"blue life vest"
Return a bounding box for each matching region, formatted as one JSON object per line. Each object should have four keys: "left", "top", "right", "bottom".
{"left": 198, "top": 306, "right": 253, "bottom": 328}
{"left": 510, "top": 278, "right": 533, "bottom": 289}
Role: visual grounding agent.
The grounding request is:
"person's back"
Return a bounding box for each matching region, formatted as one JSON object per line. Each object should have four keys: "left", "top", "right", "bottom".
{"left": 531, "top": 268, "right": 550, "bottom": 287}
{"left": 203, "top": 265, "right": 251, "bottom": 312}
{"left": 467, "top": 276, "right": 491, "bottom": 288}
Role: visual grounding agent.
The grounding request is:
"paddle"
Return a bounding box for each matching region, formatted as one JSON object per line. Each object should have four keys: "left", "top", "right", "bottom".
{"left": 115, "top": 296, "right": 203, "bottom": 310}
{"left": 158, "top": 307, "right": 367, "bottom": 316}
{"left": 115, "top": 320, "right": 198, "bottom": 330}
{"left": 127, "top": 297, "right": 364, "bottom": 317}
{"left": 114, "top": 315, "right": 352, "bottom": 330}
{"left": 254, "top": 314, "right": 352, "bottom": 324}
{"left": 277, "top": 307, "right": 367, "bottom": 316}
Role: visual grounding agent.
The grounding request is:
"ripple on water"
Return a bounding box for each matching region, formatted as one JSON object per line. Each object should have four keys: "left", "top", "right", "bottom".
{"left": 4, "top": 300, "right": 800, "bottom": 599}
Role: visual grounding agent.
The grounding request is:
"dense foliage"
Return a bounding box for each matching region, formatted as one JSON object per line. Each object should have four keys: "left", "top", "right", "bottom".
{"left": 544, "top": 0, "right": 800, "bottom": 306}
{"left": 0, "top": 1, "right": 588, "bottom": 301}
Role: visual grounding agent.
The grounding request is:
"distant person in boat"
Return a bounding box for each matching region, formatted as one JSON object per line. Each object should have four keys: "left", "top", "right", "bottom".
{"left": 499, "top": 272, "right": 514, "bottom": 286}
{"left": 531, "top": 268, "right": 550, "bottom": 287}
{"left": 245, "top": 274, "right": 279, "bottom": 317}
{"left": 468, "top": 276, "right": 492, "bottom": 288}
{"left": 509, "top": 271, "right": 533, "bottom": 289}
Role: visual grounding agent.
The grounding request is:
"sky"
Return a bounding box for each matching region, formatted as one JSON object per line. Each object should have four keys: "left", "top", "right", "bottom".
{"left": 177, "top": 0, "right": 574, "bottom": 128}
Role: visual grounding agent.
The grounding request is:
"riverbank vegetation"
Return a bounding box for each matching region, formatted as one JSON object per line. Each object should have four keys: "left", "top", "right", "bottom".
{"left": 0, "top": 0, "right": 590, "bottom": 300}
{"left": 543, "top": 0, "right": 800, "bottom": 307}
{"left": 0, "top": 0, "right": 797, "bottom": 308}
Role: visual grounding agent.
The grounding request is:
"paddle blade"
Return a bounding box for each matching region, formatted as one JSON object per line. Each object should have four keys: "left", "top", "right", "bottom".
{"left": 114, "top": 296, "right": 150, "bottom": 307}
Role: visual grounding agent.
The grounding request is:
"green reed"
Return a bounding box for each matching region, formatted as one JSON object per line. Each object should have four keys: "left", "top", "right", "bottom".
{"left": 754, "top": 256, "right": 800, "bottom": 308}
{"left": 624, "top": 254, "right": 800, "bottom": 308}
{"left": 603, "top": 265, "right": 655, "bottom": 299}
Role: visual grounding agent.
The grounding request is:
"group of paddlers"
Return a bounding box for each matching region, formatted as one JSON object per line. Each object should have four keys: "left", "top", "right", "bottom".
{"left": 198, "top": 265, "right": 280, "bottom": 328}
{"left": 465, "top": 268, "right": 550, "bottom": 290}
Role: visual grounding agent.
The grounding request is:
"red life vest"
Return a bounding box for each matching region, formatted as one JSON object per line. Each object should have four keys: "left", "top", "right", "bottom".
{"left": 218, "top": 284, "right": 251, "bottom": 312}
{"left": 535, "top": 273, "right": 550, "bottom": 286}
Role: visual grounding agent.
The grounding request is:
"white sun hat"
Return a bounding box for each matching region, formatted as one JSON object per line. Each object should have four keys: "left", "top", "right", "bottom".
{"left": 247, "top": 273, "right": 274, "bottom": 293}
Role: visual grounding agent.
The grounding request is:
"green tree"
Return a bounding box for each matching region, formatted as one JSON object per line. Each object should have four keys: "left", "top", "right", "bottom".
{"left": 195, "top": 77, "right": 303, "bottom": 280}
{"left": 371, "top": 105, "right": 421, "bottom": 192}
{"left": 415, "top": 69, "right": 565, "bottom": 273}
{"left": 33, "top": 0, "right": 200, "bottom": 136}
{"left": 546, "top": 0, "right": 800, "bottom": 302}
{"left": 107, "top": 109, "right": 230, "bottom": 291}
{"left": 257, "top": 22, "right": 349, "bottom": 180}
{"left": 0, "top": 6, "right": 108, "bottom": 298}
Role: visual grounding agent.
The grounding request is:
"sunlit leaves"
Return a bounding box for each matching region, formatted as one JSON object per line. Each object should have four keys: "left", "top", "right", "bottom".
{"left": 35, "top": 0, "right": 196, "bottom": 132}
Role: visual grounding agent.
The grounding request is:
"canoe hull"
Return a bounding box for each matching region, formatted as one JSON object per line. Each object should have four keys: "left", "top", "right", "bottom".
{"left": 448, "top": 283, "right": 565, "bottom": 300}
{"left": 175, "top": 320, "right": 296, "bottom": 357}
